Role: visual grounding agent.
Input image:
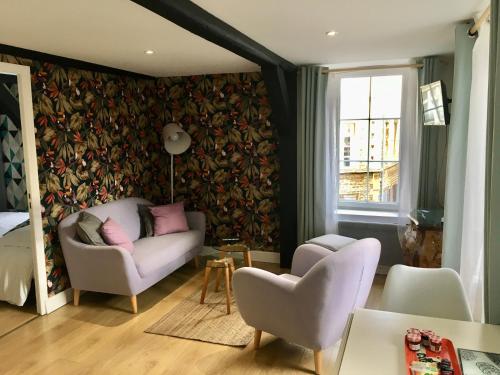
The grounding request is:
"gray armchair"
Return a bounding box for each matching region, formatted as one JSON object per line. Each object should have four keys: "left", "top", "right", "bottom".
{"left": 233, "top": 238, "right": 381, "bottom": 374}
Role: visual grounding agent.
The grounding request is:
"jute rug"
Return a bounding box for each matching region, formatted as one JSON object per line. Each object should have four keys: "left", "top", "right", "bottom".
{"left": 145, "top": 284, "right": 253, "bottom": 347}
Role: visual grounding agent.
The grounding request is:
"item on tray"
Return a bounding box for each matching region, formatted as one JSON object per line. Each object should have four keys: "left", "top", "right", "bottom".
{"left": 405, "top": 328, "right": 459, "bottom": 375}
{"left": 430, "top": 335, "right": 442, "bottom": 353}
{"left": 407, "top": 328, "right": 421, "bottom": 335}
{"left": 407, "top": 333, "right": 422, "bottom": 351}
{"left": 421, "top": 329, "right": 435, "bottom": 347}
{"left": 410, "top": 360, "right": 440, "bottom": 375}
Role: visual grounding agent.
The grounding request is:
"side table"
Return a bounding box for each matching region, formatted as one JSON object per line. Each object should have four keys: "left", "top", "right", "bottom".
{"left": 218, "top": 243, "right": 252, "bottom": 267}
{"left": 200, "top": 257, "right": 235, "bottom": 314}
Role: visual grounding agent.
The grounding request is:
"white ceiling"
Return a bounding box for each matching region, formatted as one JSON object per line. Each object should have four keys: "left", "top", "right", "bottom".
{"left": 0, "top": 0, "right": 486, "bottom": 77}
{"left": 193, "top": 0, "right": 486, "bottom": 66}
{"left": 0, "top": 0, "right": 258, "bottom": 77}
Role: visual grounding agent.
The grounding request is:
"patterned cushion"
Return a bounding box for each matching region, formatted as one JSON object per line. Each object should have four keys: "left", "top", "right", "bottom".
{"left": 76, "top": 212, "right": 106, "bottom": 246}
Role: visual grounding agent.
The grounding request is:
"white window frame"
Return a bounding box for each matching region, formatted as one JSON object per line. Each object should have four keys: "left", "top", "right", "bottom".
{"left": 334, "top": 68, "right": 408, "bottom": 212}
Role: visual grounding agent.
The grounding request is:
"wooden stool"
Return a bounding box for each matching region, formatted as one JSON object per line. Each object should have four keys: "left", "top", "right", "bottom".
{"left": 200, "top": 257, "right": 235, "bottom": 314}
{"left": 218, "top": 243, "right": 252, "bottom": 267}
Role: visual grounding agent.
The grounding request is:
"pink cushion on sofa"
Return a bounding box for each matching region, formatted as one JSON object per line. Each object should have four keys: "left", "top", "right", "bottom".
{"left": 150, "top": 202, "right": 189, "bottom": 236}
{"left": 100, "top": 217, "right": 134, "bottom": 253}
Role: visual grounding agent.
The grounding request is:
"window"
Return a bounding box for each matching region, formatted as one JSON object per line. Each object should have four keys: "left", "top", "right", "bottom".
{"left": 338, "top": 74, "right": 403, "bottom": 208}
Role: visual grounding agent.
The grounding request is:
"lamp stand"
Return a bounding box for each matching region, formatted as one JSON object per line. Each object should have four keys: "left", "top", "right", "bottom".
{"left": 170, "top": 153, "right": 174, "bottom": 204}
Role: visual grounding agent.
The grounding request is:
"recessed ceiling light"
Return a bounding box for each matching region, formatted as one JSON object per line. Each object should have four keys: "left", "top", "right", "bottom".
{"left": 144, "top": 49, "right": 155, "bottom": 55}
{"left": 326, "top": 30, "right": 338, "bottom": 37}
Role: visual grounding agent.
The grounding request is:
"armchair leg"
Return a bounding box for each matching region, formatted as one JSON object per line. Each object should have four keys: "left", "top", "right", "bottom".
{"left": 194, "top": 255, "right": 200, "bottom": 269}
{"left": 130, "top": 295, "right": 138, "bottom": 314}
{"left": 314, "top": 350, "right": 322, "bottom": 375}
{"left": 254, "top": 329, "right": 262, "bottom": 350}
{"left": 73, "top": 288, "right": 80, "bottom": 306}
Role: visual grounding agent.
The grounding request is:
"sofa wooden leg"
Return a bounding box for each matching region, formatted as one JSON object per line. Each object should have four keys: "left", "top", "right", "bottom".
{"left": 314, "top": 350, "right": 322, "bottom": 375}
{"left": 130, "top": 295, "right": 138, "bottom": 314}
{"left": 194, "top": 255, "right": 201, "bottom": 269}
{"left": 254, "top": 329, "right": 262, "bottom": 350}
{"left": 73, "top": 288, "right": 80, "bottom": 306}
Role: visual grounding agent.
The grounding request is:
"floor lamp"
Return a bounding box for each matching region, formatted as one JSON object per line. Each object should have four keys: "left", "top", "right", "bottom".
{"left": 162, "top": 123, "right": 191, "bottom": 204}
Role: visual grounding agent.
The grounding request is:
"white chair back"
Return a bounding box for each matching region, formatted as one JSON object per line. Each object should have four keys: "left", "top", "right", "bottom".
{"left": 380, "top": 264, "right": 473, "bottom": 321}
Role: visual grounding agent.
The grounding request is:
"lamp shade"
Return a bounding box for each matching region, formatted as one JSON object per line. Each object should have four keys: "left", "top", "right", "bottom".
{"left": 162, "top": 123, "right": 191, "bottom": 155}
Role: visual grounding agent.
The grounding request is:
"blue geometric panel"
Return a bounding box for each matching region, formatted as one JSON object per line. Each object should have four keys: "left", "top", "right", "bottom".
{"left": 0, "top": 112, "right": 27, "bottom": 211}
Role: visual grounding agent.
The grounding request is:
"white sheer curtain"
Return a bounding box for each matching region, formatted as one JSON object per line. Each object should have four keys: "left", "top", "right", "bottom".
{"left": 398, "top": 68, "right": 420, "bottom": 224}
{"left": 460, "top": 22, "right": 490, "bottom": 322}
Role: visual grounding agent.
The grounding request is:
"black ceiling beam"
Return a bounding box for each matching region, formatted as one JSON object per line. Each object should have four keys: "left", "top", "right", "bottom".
{"left": 130, "top": 0, "right": 299, "bottom": 267}
{"left": 0, "top": 82, "right": 21, "bottom": 126}
{"left": 0, "top": 44, "right": 153, "bottom": 80}
{"left": 130, "top": 0, "right": 296, "bottom": 72}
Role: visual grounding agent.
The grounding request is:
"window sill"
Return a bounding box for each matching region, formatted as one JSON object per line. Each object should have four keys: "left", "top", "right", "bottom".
{"left": 337, "top": 209, "right": 399, "bottom": 225}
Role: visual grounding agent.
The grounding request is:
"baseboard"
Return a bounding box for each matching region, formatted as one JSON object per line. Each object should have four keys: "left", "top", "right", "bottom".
{"left": 376, "top": 265, "right": 390, "bottom": 275}
{"left": 44, "top": 257, "right": 387, "bottom": 314}
{"left": 251, "top": 250, "right": 280, "bottom": 264}
{"left": 45, "top": 288, "right": 73, "bottom": 313}
{"left": 42, "top": 248, "right": 282, "bottom": 314}
{"left": 201, "top": 246, "right": 281, "bottom": 264}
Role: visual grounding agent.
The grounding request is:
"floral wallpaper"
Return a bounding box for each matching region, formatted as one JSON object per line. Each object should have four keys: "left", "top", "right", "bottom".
{"left": 0, "top": 54, "right": 170, "bottom": 295}
{"left": 0, "top": 53, "right": 280, "bottom": 296}
{"left": 157, "top": 74, "right": 280, "bottom": 252}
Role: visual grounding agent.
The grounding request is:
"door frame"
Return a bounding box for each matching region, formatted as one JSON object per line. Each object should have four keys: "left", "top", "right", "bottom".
{"left": 0, "top": 61, "right": 48, "bottom": 315}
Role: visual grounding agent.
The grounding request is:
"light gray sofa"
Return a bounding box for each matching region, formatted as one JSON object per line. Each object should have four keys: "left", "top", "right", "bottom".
{"left": 58, "top": 197, "right": 205, "bottom": 313}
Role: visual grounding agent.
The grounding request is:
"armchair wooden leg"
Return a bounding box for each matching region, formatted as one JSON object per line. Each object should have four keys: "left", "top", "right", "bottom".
{"left": 73, "top": 288, "right": 80, "bottom": 306}
{"left": 130, "top": 295, "right": 138, "bottom": 314}
{"left": 194, "top": 255, "right": 200, "bottom": 269}
{"left": 254, "top": 329, "right": 262, "bottom": 350}
{"left": 314, "top": 350, "right": 322, "bottom": 375}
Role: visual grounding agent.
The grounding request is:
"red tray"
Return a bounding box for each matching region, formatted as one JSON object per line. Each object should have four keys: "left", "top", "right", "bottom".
{"left": 405, "top": 337, "right": 462, "bottom": 375}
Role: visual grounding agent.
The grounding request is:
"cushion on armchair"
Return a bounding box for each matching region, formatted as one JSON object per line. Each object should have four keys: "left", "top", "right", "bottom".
{"left": 306, "top": 234, "right": 356, "bottom": 251}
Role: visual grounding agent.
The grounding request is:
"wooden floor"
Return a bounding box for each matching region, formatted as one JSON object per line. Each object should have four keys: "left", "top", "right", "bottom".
{"left": 0, "top": 301, "right": 37, "bottom": 338}
{"left": 0, "top": 261, "right": 385, "bottom": 375}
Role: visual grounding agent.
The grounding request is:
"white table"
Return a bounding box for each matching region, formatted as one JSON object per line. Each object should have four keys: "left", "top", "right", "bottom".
{"left": 334, "top": 309, "right": 500, "bottom": 374}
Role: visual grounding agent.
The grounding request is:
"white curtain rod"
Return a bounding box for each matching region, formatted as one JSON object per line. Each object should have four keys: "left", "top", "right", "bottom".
{"left": 322, "top": 63, "right": 423, "bottom": 74}
{"left": 469, "top": 5, "right": 491, "bottom": 36}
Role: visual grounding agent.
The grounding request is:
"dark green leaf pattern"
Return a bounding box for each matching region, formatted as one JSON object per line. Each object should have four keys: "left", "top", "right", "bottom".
{"left": 0, "top": 54, "right": 280, "bottom": 296}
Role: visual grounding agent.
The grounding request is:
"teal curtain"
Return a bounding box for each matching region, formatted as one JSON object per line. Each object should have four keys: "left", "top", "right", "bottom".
{"left": 297, "top": 66, "right": 328, "bottom": 244}
{"left": 485, "top": 0, "right": 500, "bottom": 325}
{"left": 418, "top": 57, "right": 449, "bottom": 209}
{"left": 442, "top": 23, "right": 475, "bottom": 272}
